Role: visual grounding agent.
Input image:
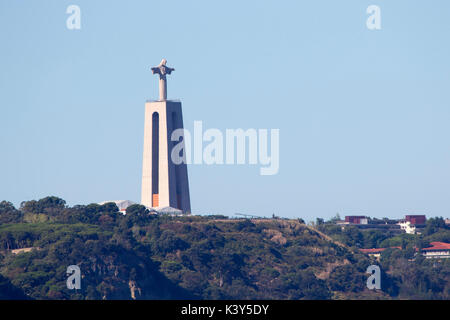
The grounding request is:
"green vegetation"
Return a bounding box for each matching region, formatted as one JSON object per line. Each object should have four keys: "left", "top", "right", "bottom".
{"left": 0, "top": 197, "right": 449, "bottom": 299}
{"left": 317, "top": 216, "right": 450, "bottom": 299}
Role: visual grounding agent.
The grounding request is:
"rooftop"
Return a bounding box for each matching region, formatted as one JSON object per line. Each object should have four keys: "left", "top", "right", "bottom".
{"left": 360, "top": 242, "right": 450, "bottom": 254}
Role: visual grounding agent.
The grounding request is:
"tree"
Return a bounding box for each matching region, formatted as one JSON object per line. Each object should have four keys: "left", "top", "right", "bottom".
{"left": 424, "top": 217, "right": 447, "bottom": 236}
{"left": 0, "top": 274, "right": 29, "bottom": 299}
{"left": 327, "top": 265, "right": 365, "bottom": 293}
{"left": 20, "top": 196, "right": 66, "bottom": 217}
{"left": 124, "top": 204, "right": 154, "bottom": 226}
{"left": 0, "top": 201, "right": 23, "bottom": 224}
{"left": 126, "top": 204, "right": 148, "bottom": 217}
{"left": 100, "top": 202, "right": 120, "bottom": 214}
{"left": 329, "top": 213, "right": 341, "bottom": 223}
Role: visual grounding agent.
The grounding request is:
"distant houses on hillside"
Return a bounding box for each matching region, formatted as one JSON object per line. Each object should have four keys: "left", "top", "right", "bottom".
{"left": 340, "top": 214, "right": 450, "bottom": 259}
{"left": 335, "top": 215, "right": 428, "bottom": 235}
{"left": 360, "top": 242, "right": 450, "bottom": 260}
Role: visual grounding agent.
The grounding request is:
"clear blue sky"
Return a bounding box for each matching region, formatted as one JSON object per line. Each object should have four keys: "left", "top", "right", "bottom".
{"left": 1, "top": 0, "right": 450, "bottom": 221}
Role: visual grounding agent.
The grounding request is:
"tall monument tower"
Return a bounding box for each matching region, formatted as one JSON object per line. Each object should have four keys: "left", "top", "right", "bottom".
{"left": 141, "top": 59, "right": 191, "bottom": 213}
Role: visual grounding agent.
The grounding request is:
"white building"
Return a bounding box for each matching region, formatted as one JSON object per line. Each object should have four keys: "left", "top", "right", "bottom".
{"left": 398, "top": 221, "right": 417, "bottom": 234}
{"left": 421, "top": 242, "right": 450, "bottom": 259}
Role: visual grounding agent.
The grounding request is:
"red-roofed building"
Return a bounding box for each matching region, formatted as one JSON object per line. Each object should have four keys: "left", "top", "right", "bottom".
{"left": 345, "top": 216, "right": 368, "bottom": 225}
{"left": 421, "top": 242, "right": 450, "bottom": 259}
{"left": 360, "top": 247, "right": 402, "bottom": 259}
{"left": 405, "top": 215, "right": 426, "bottom": 225}
{"left": 360, "top": 242, "right": 450, "bottom": 259}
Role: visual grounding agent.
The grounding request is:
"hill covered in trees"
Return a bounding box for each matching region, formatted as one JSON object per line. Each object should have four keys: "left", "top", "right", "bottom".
{"left": 0, "top": 197, "right": 449, "bottom": 299}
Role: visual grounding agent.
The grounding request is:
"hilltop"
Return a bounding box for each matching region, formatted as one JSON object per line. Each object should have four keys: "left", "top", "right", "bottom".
{"left": 0, "top": 197, "right": 448, "bottom": 299}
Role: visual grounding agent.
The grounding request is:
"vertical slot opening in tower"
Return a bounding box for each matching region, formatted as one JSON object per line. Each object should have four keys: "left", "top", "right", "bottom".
{"left": 152, "top": 112, "right": 159, "bottom": 207}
